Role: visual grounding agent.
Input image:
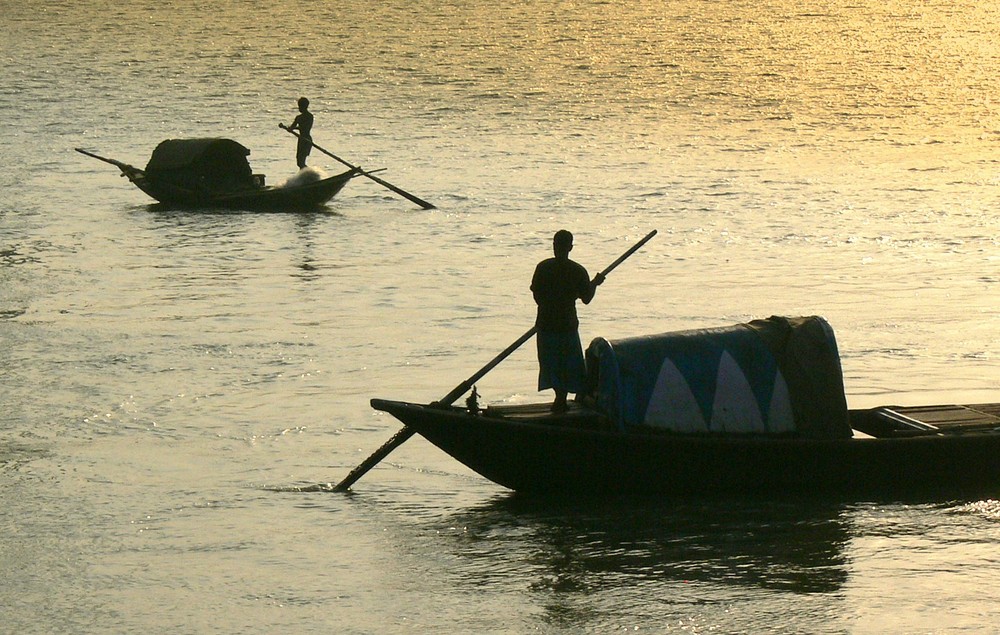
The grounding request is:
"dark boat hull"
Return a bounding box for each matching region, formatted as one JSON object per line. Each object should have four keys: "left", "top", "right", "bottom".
{"left": 371, "top": 399, "right": 1000, "bottom": 499}
{"left": 131, "top": 168, "right": 359, "bottom": 210}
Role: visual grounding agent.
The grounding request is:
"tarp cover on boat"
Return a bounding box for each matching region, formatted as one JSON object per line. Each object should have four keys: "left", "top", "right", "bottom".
{"left": 145, "top": 138, "right": 255, "bottom": 193}
{"left": 584, "top": 316, "right": 851, "bottom": 438}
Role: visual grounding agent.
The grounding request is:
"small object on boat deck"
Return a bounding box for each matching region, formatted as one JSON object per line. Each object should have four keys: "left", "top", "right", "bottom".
{"left": 465, "top": 386, "right": 480, "bottom": 416}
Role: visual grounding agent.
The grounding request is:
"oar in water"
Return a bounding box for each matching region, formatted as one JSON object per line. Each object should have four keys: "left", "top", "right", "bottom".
{"left": 333, "top": 229, "right": 658, "bottom": 492}
{"left": 279, "top": 124, "right": 435, "bottom": 210}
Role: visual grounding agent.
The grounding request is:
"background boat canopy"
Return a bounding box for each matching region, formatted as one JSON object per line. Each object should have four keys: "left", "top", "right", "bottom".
{"left": 585, "top": 316, "right": 850, "bottom": 438}
{"left": 145, "top": 138, "right": 255, "bottom": 193}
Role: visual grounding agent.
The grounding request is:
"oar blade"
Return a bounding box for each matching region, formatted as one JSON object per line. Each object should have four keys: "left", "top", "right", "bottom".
{"left": 333, "top": 427, "right": 416, "bottom": 492}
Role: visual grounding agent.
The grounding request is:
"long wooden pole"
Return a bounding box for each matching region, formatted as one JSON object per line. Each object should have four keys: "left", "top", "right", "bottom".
{"left": 333, "top": 229, "right": 657, "bottom": 492}
{"left": 279, "top": 124, "right": 435, "bottom": 209}
{"left": 75, "top": 148, "right": 143, "bottom": 177}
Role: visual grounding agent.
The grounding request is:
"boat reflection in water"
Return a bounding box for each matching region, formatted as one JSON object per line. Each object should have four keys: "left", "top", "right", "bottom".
{"left": 444, "top": 495, "right": 850, "bottom": 596}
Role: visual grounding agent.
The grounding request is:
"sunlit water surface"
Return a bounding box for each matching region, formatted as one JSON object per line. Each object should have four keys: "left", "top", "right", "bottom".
{"left": 2, "top": 0, "right": 999, "bottom": 632}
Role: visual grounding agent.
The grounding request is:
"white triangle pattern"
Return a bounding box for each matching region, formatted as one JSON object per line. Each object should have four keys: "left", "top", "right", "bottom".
{"left": 710, "top": 351, "right": 765, "bottom": 432}
{"left": 643, "top": 358, "right": 708, "bottom": 432}
{"left": 766, "top": 371, "right": 796, "bottom": 433}
{"left": 642, "top": 351, "right": 797, "bottom": 434}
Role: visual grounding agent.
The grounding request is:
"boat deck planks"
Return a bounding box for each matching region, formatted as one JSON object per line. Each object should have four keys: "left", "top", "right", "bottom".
{"left": 485, "top": 401, "right": 608, "bottom": 428}
{"left": 860, "top": 403, "right": 1000, "bottom": 437}
{"left": 912, "top": 403, "right": 1000, "bottom": 426}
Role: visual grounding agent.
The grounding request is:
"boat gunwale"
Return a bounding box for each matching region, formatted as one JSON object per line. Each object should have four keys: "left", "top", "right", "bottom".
{"left": 372, "top": 398, "right": 1000, "bottom": 445}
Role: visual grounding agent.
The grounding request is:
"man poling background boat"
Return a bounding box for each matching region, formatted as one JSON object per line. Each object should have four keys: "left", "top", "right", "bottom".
{"left": 285, "top": 96, "right": 314, "bottom": 169}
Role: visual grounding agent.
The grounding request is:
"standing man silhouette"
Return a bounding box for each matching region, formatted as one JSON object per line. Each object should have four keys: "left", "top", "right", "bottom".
{"left": 531, "top": 230, "right": 605, "bottom": 412}
{"left": 287, "top": 97, "right": 314, "bottom": 169}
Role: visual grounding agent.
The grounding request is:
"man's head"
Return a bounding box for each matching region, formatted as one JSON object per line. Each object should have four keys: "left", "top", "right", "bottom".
{"left": 553, "top": 230, "right": 573, "bottom": 257}
{"left": 298, "top": 97, "right": 310, "bottom": 111}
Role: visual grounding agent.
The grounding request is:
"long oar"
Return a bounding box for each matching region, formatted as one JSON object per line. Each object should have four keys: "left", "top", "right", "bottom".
{"left": 75, "top": 148, "right": 144, "bottom": 178}
{"left": 279, "top": 124, "right": 435, "bottom": 209}
{"left": 333, "top": 229, "right": 657, "bottom": 492}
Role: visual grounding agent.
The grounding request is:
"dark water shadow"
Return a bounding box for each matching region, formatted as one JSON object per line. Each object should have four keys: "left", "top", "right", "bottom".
{"left": 140, "top": 201, "right": 345, "bottom": 218}
{"left": 125, "top": 201, "right": 344, "bottom": 284}
{"left": 441, "top": 493, "right": 852, "bottom": 595}
{"left": 0, "top": 440, "right": 50, "bottom": 475}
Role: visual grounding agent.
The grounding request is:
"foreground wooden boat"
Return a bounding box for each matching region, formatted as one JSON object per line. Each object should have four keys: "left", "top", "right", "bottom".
{"left": 76, "top": 139, "right": 360, "bottom": 211}
{"left": 371, "top": 399, "right": 1000, "bottom": 499}
{"left": 372, "top": 316, "right": 1000, "bottom": 499}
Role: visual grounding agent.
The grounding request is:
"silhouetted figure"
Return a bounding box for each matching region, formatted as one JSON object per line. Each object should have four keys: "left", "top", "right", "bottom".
{"left": 531, "top": 230, "right": 605, "bottom": 412}
{"left": 287, "top": 97, "right": 314, "bottom": 168}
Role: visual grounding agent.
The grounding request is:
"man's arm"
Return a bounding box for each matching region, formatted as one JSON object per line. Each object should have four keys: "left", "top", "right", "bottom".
{"left": 579, "top": 266, "right": 603, "bottom": 304}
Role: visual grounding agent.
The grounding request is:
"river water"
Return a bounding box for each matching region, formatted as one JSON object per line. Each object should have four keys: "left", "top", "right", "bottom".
{"left": 2, "top": 0, "right": 999, "bottom": 632}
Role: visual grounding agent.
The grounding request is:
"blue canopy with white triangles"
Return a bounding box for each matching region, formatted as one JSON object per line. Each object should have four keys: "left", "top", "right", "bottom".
{"left": 584, "top": 316, "right": 851, "bottom": 438}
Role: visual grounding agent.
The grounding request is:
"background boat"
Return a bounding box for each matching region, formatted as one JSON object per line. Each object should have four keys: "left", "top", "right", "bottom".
{"left": 76, "top": 140, "right": 360, "bottom": 210}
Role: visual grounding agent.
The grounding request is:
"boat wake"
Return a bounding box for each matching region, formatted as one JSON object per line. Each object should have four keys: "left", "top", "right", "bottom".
{"left": 276, "top": 166, "right": 326, "bottom": 189}
{"left": 262, "top": 482, "right": 339, "bottom": 493}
